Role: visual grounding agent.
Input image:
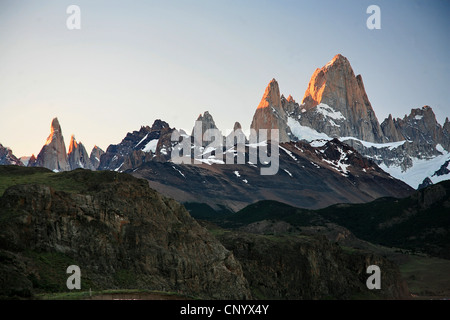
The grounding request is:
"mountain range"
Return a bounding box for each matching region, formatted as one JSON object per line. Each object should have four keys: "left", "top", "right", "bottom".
{"left": 1, "top": 53, "right": 449, "bottom": 300}
{"left": 1, "top": 54, "right": 449, "bottom": 200}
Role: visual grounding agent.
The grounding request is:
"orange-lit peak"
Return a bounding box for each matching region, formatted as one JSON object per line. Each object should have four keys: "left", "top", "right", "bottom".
{"left": 50, "top": 117, "right": 61, "bottom": 132}
{"left": 257, "top": 78, "right": 281, "bottom": 110}
{"left": 324, "top": 54, "right": 349, "bottom": 69}
{"left": 68, "top": 134, "right": 78, "bottom": 154}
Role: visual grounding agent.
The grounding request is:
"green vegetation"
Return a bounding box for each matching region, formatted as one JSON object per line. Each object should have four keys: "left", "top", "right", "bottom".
{"left": 23, "top": 251, "right": 86, "bottom": 293}
{"left": 36, "top": 288, "right": 197, "bottom": 300}
{"left": 0, "top": 165, "right": 143, "bottom": 197}
{"left": 196, "top": 181, "right": 450, "bottom": 260}
{"left": 399, "top": 255, "right": 450, "bottom": 297}
{"left": 113, "top": 269, "right": 137, "bottom": 288}
{"left": 184, "top": 202, "right": 232, "bottom": 220}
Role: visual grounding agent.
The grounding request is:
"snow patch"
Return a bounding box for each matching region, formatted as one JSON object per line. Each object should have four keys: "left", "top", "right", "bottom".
{"left": 196, "top": 158, "right": 225, "bottom": 165}
{"left": 246, "top": 141, "right": 268, "bottom": 148}
{"left": 279, "top": 145, "right": 297, "bottom": 161}
{"left": 142, "top": 139, "right": 159, "bottom": 153}
{"left": 341, "top": 136, "right": 408, "bottom": 151}
{"left": 321, "top": 146, "right": 350, "bottom": 176}
{"left": 380, "top": 148, "right": 450, "bottom": 188}
{"left": 283, "top": 169, "right": 293, "bottom": 177}
{"left": 287, "top": 117, "right": 332, "bottom": 142}
{"left": 172, "top": 166, "right": 185, "bottom": 178}
{"left": 315, "top": 103, "right": 346, "bottom": 121}
{"left": 114, "top": 163, "right": 123, "bottom": 172}
{"left": 247, "top": 161, "right": 257, "bottom": 168}
{"left": 135, "top": 134, "right": 149, "bottom": 148}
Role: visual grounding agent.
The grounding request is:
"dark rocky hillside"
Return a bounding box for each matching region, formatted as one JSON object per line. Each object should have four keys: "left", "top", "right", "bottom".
{"left": 217, "top": 231, "right": 409, "bottom": 300}
{"left": 0, "top": 167, "right": 250, "bottom": 299}
{"left": 0, "top": 166, "right": 412, "bottom": 300}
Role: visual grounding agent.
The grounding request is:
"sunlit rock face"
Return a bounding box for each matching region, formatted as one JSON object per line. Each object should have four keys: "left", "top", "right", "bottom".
{"left": 250, "top": 78, "right": 292, "bottom": 143}
{"left": 298, "top": 54, "right": 385, "bottom": 143}
{"left": 30, "top": 117, "right": 70, "bottom": 172}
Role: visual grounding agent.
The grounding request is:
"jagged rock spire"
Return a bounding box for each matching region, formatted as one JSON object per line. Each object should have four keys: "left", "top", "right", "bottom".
{"left": 250, "top": 79, "right": 291, "bottom": 143}
{"left": 30, "top": 117, "right": 70, "bottom": 172}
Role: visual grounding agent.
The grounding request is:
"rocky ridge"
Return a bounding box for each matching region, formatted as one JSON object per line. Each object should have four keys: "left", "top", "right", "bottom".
{"left": 0, "top": 143, "right": 23, "bottom": 166}
{"left": 25, "top": 118, "right": 104, "bottom": 172}
{"left": 98, "top": 119, "right": 175, "bottom": 172}
{"left": 247, "top": 55, "right": 449, "bottom": 189}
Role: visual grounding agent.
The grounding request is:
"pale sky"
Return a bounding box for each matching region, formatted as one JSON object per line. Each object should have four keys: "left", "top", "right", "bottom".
{"left": 0, "top": 0, "right": 449, "bottom": 157}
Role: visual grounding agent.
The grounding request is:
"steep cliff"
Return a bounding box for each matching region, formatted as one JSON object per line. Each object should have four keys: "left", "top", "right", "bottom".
{"left": 29, "top": 118, "right": 70, "bottom": 172}
{"left": 0, "top": 168, "right": 250, "bottom": 299}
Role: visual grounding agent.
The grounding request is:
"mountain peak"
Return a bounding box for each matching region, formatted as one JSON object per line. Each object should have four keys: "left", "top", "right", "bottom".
{"left": 32, "top": 117, "right": 70, "bottom": 171}
{"left": 257, "top": 79, "right": 281, "bottom": 110}
{"left": 286, "top": 95, "right": 295, "bottom": 103}
{"left": 68, "top": 135, "right": 78, "bottom": 155}
{"left": 51, "top": 117, "right": 61, "bottom": 132}
{"left": 325, "top": 54, "right": 349, "bottom": 68}
{"left": 251, "top": 78, "right": 291, "bottom": 142}
{"left": 45, "top": 117, "right": 62, "bottom": 146}
{"left": 299, "top": 54, "right": 385, "bottom": 143}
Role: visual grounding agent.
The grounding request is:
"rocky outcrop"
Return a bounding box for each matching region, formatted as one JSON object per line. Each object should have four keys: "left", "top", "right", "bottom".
{"left": 29, "top": 118, "right": 70, "bottom": 172}
{"left": 192, "top": 111, "right": 223, "bottom": 147}
{"left": 418, "top": 177, "right": 434, "bottom": 190}
{"left": 226, "top": 121, "right": 247, "bottom": 146}
{"left": 68, "top": 135, "right": 94, "bottom": 170}
{"left": 27, "top": 154, "right": 37, "bottom": 167}
{"left": 0, "top": 169, "right": 251, "bottom": 299}
{"left": 250, "top": 79, "right": 291, "bottom": 143}
{"left": 89, "top": 146, "right": 105, "bottom": 170}
{"left": 219, "top": 232, "right": 409, "bottom": 299}
{"left": 0, "top": 143, "right": 23, "bottom": 166}
{"left": 444, "top": 117, "right": 450, "bottom": 134}
{"left": 298, "top": 54, "right": 385, "bottom": 143}
{"left": 394, "top": 106, "right": 450, "bottom": 150}
{"left": 381, "top": 114, "right": 404, "bottom": 142}
{"left": 98, "top": 120, "right": 173, "bottom": 172}
{"left": 346, "top": 106, "right": 450, "bottom": 188}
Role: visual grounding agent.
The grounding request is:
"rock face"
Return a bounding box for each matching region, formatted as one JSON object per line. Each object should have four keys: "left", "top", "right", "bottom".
{"left": 29, "top": 118, "right": 70, "bottom": 172}
{"left": 192, "top": 111, "right": 223, "bottom": 147}
{"left": 68, "top": 135, "right": 94, "bottom": 170}
{"left": 0, "top": 143, "right": 23, "bottom": 166}
{"left": 381, "top": 114, "right": 405, "bottom": 142}
{"left": 89, "top": 145, "right": 105, "bottom": 170}
{"left": 98, "top": 120, "right": 174, "bottom": 172}
{"left": 346, "top": 106, "right": 450, "bottom": 188}
{"left": 250, "top": 79, "right": 291, "bottom": 143}
{"left": 298, "top": 54, "right": 385, "bottom": 143}
{"left": 0, "top": 169, "right": 251, "bottom": 299}
{"left": 394, "top": 106, "right": 450, "bottom": 150}
{"left": 219, "top": 232, "right": 409, "bottom": 300}
{"left": 226, "top": 121, "right": 247, "bottom": 146}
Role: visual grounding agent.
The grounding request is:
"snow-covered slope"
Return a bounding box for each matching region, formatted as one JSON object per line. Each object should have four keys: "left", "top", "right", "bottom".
{"left": 286, "top": 115, "right": 450, "bottom": 189}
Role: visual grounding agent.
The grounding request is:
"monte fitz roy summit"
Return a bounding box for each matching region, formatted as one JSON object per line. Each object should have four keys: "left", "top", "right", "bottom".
{"left": 1, "top": 54, "right": 449, "bottom": 206}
